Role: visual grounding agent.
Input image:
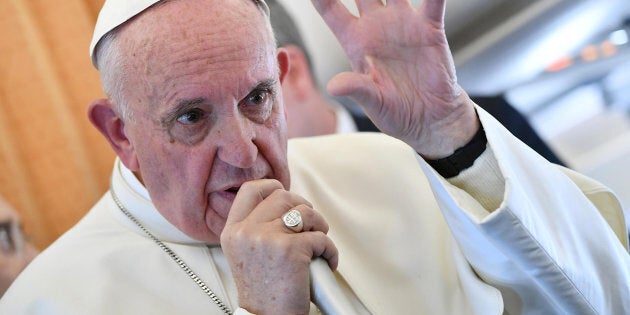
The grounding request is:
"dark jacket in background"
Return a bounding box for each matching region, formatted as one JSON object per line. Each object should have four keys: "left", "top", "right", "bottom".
{"left": 350, "top": 94, "right": 566, "bottom": 166}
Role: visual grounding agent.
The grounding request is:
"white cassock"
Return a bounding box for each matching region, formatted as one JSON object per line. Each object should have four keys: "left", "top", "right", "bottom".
{"left": 1, "top": 108, "right": 628, "bottom": 314}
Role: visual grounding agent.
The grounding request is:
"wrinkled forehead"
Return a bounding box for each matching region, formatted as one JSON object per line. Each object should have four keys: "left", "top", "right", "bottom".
{"left": 90, "top": 0, "right": 270, "bottom": 68}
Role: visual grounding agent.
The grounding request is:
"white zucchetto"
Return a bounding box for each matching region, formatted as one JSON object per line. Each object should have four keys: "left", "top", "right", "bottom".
{"left": 89, "top": 0, "right": 162, "bottom": 67}
{"left": 89, "top": 0, "right": 270, "bottom": 68}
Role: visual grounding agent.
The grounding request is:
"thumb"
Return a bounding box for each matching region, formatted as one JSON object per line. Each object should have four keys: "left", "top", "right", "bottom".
{"left": 326, "top": 72, "right": 382, "bottom": 112}
{"left": 226, "top": 179, "right": 284, "bottom": 224}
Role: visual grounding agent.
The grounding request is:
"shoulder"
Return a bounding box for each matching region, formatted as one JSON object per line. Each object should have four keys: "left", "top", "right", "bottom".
{"left": 288, "top": 132, "right": 416, "bottom": 171}
{"left": 287, "top": 133, "right": 434, "bottom": 211}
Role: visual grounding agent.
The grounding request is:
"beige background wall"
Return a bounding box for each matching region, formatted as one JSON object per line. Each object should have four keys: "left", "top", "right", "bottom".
{"left": 0, "top": 0, "right": 110, "bottom": 249}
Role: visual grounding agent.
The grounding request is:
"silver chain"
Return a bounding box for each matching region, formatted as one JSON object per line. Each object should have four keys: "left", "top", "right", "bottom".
{"left": 109, "top": 185, "right": 233, "bottom": 315}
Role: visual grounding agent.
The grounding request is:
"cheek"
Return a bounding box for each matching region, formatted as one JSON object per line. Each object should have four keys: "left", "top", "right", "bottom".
{"left": 137, "top": 145, "right": 182, "bottom": 197}
{"left": 269, "top": 107, "right": 288, "bottom": 139}
{"left": 136, "top": 138, "right": 214, "bottom": 203}
{"left": 139, "top": 144, "right": 218, "bottom": 237}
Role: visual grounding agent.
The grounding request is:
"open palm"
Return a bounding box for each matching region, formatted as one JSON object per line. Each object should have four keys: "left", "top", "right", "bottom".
{"left": 311, "top": 0, "right": 477, "bottom": 158}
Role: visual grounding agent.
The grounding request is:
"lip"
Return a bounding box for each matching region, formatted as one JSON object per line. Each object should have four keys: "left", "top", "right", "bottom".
{"left": 216, "top": 181, "right": 245, "bottom": 194}
{"left": 213, "top": 174, "right": 273, "bottom": 194}
{"left": 209, "top": 177, "right": 269, "bottom": 218}
{"left": 209, "top": 190, "right": 237, "bottom": 219}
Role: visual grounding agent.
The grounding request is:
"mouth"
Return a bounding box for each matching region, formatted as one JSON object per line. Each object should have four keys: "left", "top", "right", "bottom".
{"left": 220, "top": 175, "right": 273, "bottom": 195}
{"left": 225, "top": 185, "right": 241, "bottom": 195}
{"left": 225, "top": 185, "right": 241, "bottom": 193}
{"left": 210, "top": 177, "right": 272, "bottom": 218}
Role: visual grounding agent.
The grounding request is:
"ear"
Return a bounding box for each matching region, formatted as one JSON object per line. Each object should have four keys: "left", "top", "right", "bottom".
{"left": 278, "top": 45, "right": 316, "bottom": 101}
{"left": 87, "top": 99, "right": 140, "bottom": 171}
{"left": 277, "top": 47, "right": 290, "bottom": 84}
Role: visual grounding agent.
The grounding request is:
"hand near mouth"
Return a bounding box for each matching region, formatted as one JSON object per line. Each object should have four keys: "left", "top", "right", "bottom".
{"left": 221, "top": 179, "right": 338, "bottom": 314}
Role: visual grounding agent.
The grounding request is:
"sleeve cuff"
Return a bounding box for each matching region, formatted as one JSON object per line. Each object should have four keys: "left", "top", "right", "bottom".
{"left": 425, "top": 123, "right": 487, "bottom": 178}
{"left": 448, "top": 146, "right": 505, "bottom": 212}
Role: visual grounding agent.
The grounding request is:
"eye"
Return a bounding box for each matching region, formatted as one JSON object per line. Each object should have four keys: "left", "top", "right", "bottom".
{"left": 244, "top": 89, "right": 271, "bottom": 107}
{"left": 176, "top": 109, "right": 205, "bottom": 125}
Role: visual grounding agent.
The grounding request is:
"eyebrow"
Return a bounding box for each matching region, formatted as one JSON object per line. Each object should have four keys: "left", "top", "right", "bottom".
{"left": 255, "top": 79, "right": 277, "bottom": 92}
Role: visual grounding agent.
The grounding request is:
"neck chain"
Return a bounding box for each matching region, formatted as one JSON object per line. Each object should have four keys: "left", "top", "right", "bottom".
{"left": 109, "top": 184, "right": 233, "bottom": 315}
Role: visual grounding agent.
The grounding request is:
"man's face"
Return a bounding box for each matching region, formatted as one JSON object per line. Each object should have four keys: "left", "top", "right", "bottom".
{"left": 115, "top": 0, "right": 289, "bottom": 243}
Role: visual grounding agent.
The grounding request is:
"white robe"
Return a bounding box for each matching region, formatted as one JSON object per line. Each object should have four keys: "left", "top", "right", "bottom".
{"left": 1, "top": 108, "right": 628, "bottom": 314}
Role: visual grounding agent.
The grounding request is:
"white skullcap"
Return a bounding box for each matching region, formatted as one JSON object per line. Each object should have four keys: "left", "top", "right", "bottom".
{"left": 89, "top": 0, "right": 270, "bottom": 69}
{"left": 90, "top": 0, "right": 163, "bottom": 68}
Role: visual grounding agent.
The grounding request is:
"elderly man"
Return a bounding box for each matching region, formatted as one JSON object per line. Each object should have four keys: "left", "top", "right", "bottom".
{"left": 1, "top": 0, "right": 628, "bottom": 314}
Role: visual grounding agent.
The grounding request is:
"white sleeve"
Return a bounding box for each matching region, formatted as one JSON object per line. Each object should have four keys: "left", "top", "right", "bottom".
{"left": 417, "top": 106, "right": 630, "bottom": 314}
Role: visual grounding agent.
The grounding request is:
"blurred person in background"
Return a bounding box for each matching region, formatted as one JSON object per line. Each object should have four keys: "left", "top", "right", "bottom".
{"left": 269, "top": 0, "right": 565, "bottom": 166}
{"left": 0, "top": 196, "right": 39, "bottom": 297}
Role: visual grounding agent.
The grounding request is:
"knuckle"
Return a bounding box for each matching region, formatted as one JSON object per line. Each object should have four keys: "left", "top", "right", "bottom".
{"left": 222, "top": 223, "right": 258, "bottom": 244}
{"left": 268, "top": 188, "right": 291, "bottom": 200}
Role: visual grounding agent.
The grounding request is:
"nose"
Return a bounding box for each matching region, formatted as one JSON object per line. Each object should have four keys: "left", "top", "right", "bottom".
{"left": 215, "top": 115, "right": 258, "bottom": 169}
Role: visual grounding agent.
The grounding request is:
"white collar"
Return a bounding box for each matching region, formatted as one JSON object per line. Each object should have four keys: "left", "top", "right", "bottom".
{"left": 119, "top": 160, "right": 151, "bottom": 201}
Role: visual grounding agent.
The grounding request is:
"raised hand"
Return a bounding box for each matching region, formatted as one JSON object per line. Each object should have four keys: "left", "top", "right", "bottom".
{"left": 221, "top": 179, "right": 338, "bottom": 314}
{"left": 311, "top": 0, "right": 479, "bottom": 158}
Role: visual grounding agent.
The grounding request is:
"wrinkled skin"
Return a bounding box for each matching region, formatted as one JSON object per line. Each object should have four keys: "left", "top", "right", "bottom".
{"left": 88, "top": 0, "right": 337, "bottom": 313}
{"left": 90, "top": 0, "right": 291, "bottom": 244}
{"left": 312, "top": 0, "right": 478, "bottom": 159}
{"left": 88, "top": 0, "right": 479, "bottom": 313}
